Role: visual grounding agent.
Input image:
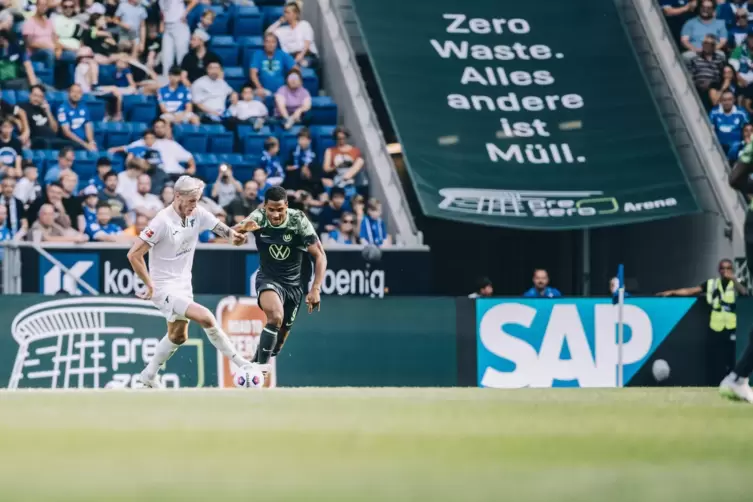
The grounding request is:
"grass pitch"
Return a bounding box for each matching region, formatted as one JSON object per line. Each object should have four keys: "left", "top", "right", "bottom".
{"left": 0, "top": 388, "right": 751, "bottom": 502}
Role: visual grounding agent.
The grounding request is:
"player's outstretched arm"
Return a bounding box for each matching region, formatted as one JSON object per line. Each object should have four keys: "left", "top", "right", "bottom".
{"left": 127, "top": 238, "right": 155, "bottom": 300}
{"left": 306, "top": 239, "right": 327, "bottom": 313}
{"left": 211, "top": 221, "right": 245, "bottom": 245}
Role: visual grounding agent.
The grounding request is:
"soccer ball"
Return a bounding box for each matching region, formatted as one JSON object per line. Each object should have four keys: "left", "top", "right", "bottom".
{"left": 652, "top": 359, "right": 671, "bottom": 382}
{"left": 233, "top": 365, "right": 265, "bottom": 389}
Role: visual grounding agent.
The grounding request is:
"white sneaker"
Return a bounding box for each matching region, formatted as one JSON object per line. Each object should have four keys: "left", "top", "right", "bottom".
{"left": 720, "top": 374, "right": 753, "bottom": 402}
{"left": 133, "top": 373, "right": 164, "bottom": 389}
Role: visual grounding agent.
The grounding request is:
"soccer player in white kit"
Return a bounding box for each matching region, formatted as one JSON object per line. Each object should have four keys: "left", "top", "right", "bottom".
{"left": 127, "top": 175, "right": 253, "bottom": 388}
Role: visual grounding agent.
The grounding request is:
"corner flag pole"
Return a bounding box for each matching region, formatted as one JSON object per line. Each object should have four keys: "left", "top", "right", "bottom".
{"left": 616, "top": 264, "right": 625, "bottom": 388}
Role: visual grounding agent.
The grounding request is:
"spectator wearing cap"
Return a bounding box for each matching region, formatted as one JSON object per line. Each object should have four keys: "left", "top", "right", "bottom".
{"left": 86, "top": 157, "right": 113, "bottom": 192}
{"left": 523, "top": 269, "right": 562, "bottom": 298}
{"left": 468, "top": 277, "right": 494, "bottom": 299}
{"left": 681, "top": 0, "right": 728, "bottom": 60}
{"left": 730, "top": 34, "right": 753, "bottom": 85}
{"left": 285, "top": 127, "right": 316, "bottom": 192}
{"left": 322, "top": 126, "right": 365, "bottom": 199}
{"left": 44, "top": 146, "right": 75, "bottom": 186}
{"left": 20, "top": 85, "right": 61, "bottom": 150}
{"left": 99, "top": 171, "right": 130, "bottom": 228}
{"left": 22, "top": 0, "right": 57, "bottom": 70}
{"left": 79, "top": 183, "right": 100, "bottom": 231}
{"left": 180, "top": 28, "right": 220, "bottom": 85}
{"left": 160, "top": 0, "right": 192, "bottom": 78}
{"left": 260, "top": 137, "right": 284, "bottom": 186}
{"left": 710, "top": 90, "right": 749, "bottom": 153}
{"left": 85, "top": 202, "right": 128, "bottom": 242}
{"left": 275, "top": 68, "right": 311, "bottom": 130}
{"left": 191, "top": 61, "right": 235, "bottom": 123}
{"left": 114, "top": 0, "right": 147, "bottom": 58}
{"left": 0, "top": 28, "right": 37, "bottom": 91}
{"left": 57, "top": 84, "right": 97, "bottom": 152}
{"left": 359, "top": 198, "right": 391, "bottom": 247}
{"left": 14, "top": 162, "right": 41, "bottom": 206}
{"left": 0, "top": 177, "right": 28, "bottom": 239}
{"left": 0, "top": 118, "right": 22, "bottom": 179}
{"left": 28, "top": 203, "right": 87, "bottom": 243}
{"left": 250, "top": 33, "right": 296, "bottom": 97}
{"left": 159, "top": 66, "right": 199, "bottom": 125}
{"left": 266, "top": 1, "right": 319, "bottom": 69}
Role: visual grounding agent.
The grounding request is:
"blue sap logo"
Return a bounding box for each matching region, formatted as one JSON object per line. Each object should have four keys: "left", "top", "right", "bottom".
{"left": 476, "top": 298, "right": 694, "bottom": 388}
{"left": 39, "top": 253, "right": 100, "bottom": 295}
{"left": 245, "top": 253, "right": 261, "bottom": 296}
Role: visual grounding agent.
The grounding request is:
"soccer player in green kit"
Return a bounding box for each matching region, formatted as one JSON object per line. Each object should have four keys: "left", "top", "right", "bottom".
{"left": 721, "top": 142, "right": 753, "bottom": 402}
{"left": 232, "top": 186, "right": 327, "bottom": 367}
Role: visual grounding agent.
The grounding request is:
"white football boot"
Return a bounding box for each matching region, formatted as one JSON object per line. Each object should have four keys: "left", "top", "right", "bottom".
{"left": 133, "top": 372, "right": 164, "bottom": 390}
{"left": 720, "top": 374, "right": 753, "bottom": 403}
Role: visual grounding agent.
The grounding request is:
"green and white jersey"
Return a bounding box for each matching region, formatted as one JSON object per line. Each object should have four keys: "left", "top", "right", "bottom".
{"left": 739, "top": 142, "right": 753, "bottom": 165}
{"left": 244, "top": 208, "right": 318, "bottom": 286}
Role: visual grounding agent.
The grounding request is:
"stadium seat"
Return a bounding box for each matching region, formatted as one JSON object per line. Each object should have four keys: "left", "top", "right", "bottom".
{"left": 93, "top": 122, "right": 107, "bottom": 147}
{"left": 310, "top": 96, "right": 337, "bottom": 126}
{"left": 47, "top": 91, "right": 68, "bottom": 112}
{"left": 15, "top": 91, "right": 29, "bottom": 104}
{"left": 32, "top": 62, "right": 53, "bottom": 87}
{"left": 239, "top": 36, "right": 264, "bottom": 68}
{"left": 239, "top": 125, "right": 272, "bottom": 157}
{"left": 279, "top": 127, "right": 303, "bottom": 164}
{"left": 1, "top": 90, "right": 15, "bottom": 105}
{"left": 301, "top": 68, "right": 319, "bottom": 96}
{"left": 232, "top": 7, "right": 263, "bottom": 37}
{"left": 254, "top": 0, "right": 286, "bottom": 6}
{"left": 224, "top": 66, "right": 246, "bottom": 92}
{"left": 98, "top": 65, "right": 116, "bottom": 86}
{"left": 194, "top": 153, "right": 219, "bottom": 180}
{"left": 129, "top": 122, "right": 147, "bottom": 141}
{"left": 105, "top": 151, "right": 125, "bottom": 172}
{"left": 261, "top": 6, "right": 284, "bottom": 29}
{"left": 311, "top": 125, "right": 336, "bottom": 161}
{"left": 101, "top": 122, "right": 131, "bottom": 148}
{"left": 74, "top": 151, "right": 98, "bottom": 180}
{"left": 207, "top": 125, "right": 235, "bottom": 154}
{"left": 83, "top": 96, "right": 107, "bottom": 122}
{"left": 210, "top": 36, "right": 239, "bottom": 67}
{"left": 123, "top": 95, "right": 158, "bottom": 123}
{"left": 174, "top": 124, "right": 209, "bottom": 153}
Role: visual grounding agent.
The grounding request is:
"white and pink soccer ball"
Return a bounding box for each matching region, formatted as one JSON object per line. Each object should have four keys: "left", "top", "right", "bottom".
{"left": 232, "top": 365, "right": 265, "bottom": 389}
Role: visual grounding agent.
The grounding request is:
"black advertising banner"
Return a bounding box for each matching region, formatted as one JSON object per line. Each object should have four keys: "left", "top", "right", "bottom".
{"left": 352, "top": 0, "right": 698, "bottom": 229}
{"left": 21, "top": 247, "right": 431, "bottom": 297}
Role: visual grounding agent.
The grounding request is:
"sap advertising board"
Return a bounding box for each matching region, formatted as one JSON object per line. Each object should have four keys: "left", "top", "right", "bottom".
{"left": 476, "top": 298, "right": 695, "bottom": 388}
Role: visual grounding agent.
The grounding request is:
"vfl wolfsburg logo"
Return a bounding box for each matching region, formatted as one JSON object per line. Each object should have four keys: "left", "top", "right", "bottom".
{"left": 269, "top": 244, "right": 290, "bottom": 260}
{"left": 283, "top": 233, "right": 292, "bottom": 242}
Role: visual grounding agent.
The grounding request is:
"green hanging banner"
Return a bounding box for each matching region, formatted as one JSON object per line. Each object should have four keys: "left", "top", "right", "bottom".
{"left": 352, "top": 0, "right": 699, "bottom": 229}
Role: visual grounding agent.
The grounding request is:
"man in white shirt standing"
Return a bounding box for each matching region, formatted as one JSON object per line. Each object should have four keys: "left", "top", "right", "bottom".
{"left": 159, "top": 0, "right": 193, "bottom": 78}
{"left": 127, "top": 175, "right": 254, "bottom": 388}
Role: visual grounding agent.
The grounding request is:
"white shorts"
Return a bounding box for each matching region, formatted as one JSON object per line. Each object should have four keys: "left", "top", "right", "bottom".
{"left": 152, "top": 287, "right": 193, "bottom": 323}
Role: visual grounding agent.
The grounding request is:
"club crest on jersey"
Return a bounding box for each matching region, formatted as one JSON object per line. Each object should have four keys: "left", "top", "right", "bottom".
{"left": 144, "top": 228, "right": 154, "bottom": 238}
{"left": 283, "top": 233, "right": 292, "bottom": 242}
{"left": 269, "top": 244, "right": 290, "bottom": 260}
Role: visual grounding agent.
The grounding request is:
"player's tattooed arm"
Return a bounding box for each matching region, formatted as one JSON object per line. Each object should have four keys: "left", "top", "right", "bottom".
{"left": 211, "top": 221, "right": 233, "bottom": 239}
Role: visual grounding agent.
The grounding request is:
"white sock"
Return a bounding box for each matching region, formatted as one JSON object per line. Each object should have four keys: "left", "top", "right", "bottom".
{"left": 143, "top": 335, "right": 179, "bottom": 379}
{"left": 204, "top": 326, "right": 249, "bottom": 368}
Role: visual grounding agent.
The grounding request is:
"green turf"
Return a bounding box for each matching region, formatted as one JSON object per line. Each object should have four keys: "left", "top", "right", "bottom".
{"left": 0, "top": 388, "right": 752, "bottom": 502}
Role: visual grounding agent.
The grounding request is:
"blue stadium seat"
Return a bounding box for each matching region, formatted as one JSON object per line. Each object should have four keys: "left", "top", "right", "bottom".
{"left": 1, "top": 90, "right": 15, "bottom": 105}
{"left": 84, "top": 96, "right": 107, "bottom": 122}
{"left": 301, "top": 68, "right": 319, "bottom": 96}
{"left": 99, "top": 65, "right": 116, "bottom": 86}
{"left": 238, "top": 125, "right": 272, "bottom": 157}
{"left": 254, "top": 0, "right": 286, "bottom": 6}
{"left": 207, "top": 125, "right": 235, "bottom": 153}
{"left": 123, "top": 95, "right": 158, "bottom": 123}
{"left": 93, "top": 122, "right": 107, "bottom": 147}
{"left": 310, "top": 96, "right": 338, "bottom": 125}
{"left": 24, "top": 149, "right": 46, "bottom": 174}
{"left": 239, "top": 36, "right": 264, "bottom": 68}
{"left": 208, "top": 9, "right": 232, "bottom": 37}
{"left": 261, "top": 6, "right": 283, "bottom": 29}
{"left": 224, "top": 67, "right": 246, "bottom": 92}
{"left": 202, "top": 153, "right": 243, "bottom": 179}
{"left": 279, "top": 127, "right": 303, "bottom": 164}
{"left": 311, "top": 125, "right": 336, "bottom": 161}
{"left": 130, "top": 122, "right": 148, "bottom": 141}
{"left": 194, "top": 153, "right": 219, "bottom": 180}
{"left": 15, "top": 91, "right": 29, "bottom": 104}
{"left": 233, "top": 7, "right": 263, "bottom": 37}
{"left": 32, "top": 63, "right": 53, "bottom": 87}
{"left": 174, "top": 124, "right": 209, "bottom": 153}
{"left": 210, "top": 36, "right": 239, "bottom": 67}
{"left": 74, "top": 151, "right": 98, "bottom": 180}
{"left": 105, "top": 151, "right": 125, "bottom": 172}
{"left": 47, "top": 91, "right": 68, "bottom": 112}
{"left": 103, "top": 122, "right": 131, "bottom": 148}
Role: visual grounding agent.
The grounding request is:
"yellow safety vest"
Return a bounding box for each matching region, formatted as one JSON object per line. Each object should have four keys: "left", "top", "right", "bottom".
{"left": 706, "top": 278, "right": 737, "bottom": 331}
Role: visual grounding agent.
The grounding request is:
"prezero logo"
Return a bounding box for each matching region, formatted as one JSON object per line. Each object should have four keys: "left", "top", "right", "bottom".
{"left": 475, "top": 299, "right": 693, "bottom": 388}
{"left": 40, "top": 253, "right": 99, "bottom": 295}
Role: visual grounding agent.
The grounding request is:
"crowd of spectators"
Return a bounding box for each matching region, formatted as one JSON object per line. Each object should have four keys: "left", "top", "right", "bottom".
{"left": 662, "top": 0, "right": 753, "bottom": 163}
{"left": 0, "top": 0, "right": 392, "bottom": 251}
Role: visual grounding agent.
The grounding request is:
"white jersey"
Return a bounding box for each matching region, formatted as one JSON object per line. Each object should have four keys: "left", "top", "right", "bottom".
{"left": 138, "top": 205, "right": 219, "bottom": 292}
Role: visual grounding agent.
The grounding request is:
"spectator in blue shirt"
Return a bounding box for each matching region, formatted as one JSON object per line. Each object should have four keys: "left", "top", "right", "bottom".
{"left": 0, "top": 204, "right": 11, "bottom": 241}
{"left": 158, "top": 65, "right": 199, "bottom": 125}
{"left": 710, "top": 90, "right": 749, "bottom": 152}
{"left": 324, "top": 211, "right": 357, "bottom": 245}
{"left": 681, "top": 0, "right": 728, "bottom": 60}
{"left": 250, "top": 33, "right": 297, "bottom": 96}
{"left": 86, "top": 157, "right": 113, "bottom": 192}
{"left": 44, "top": 146, "right": 76, "bottom": 186}
{"left": 359, "top": 198, "right": 391, "bottom": 247}
{"left": 726, "top": 7, "right": 753, "bottom": 48}
{"left": 260, "top": 136, "right": 284, "bottom": 186}
{"left": 523, "top": 269, "right": 562, "bottom": 298}
{"left": 80, "top": 184, "right": 100, "bottom": 231}
{"left": 85, "top": 202, "right": 127, "bottom": 242}
{"left": 126, "top": 129, "right": 165, "bottom": 172}
{"left": 717, "top": 0, "right": 750, "bottom": 31}
{"left": 57, "top": 84, "right": 97, "bottom": 151}
{"left": 285, "top": 127, "right": 316, "bottom": 191}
